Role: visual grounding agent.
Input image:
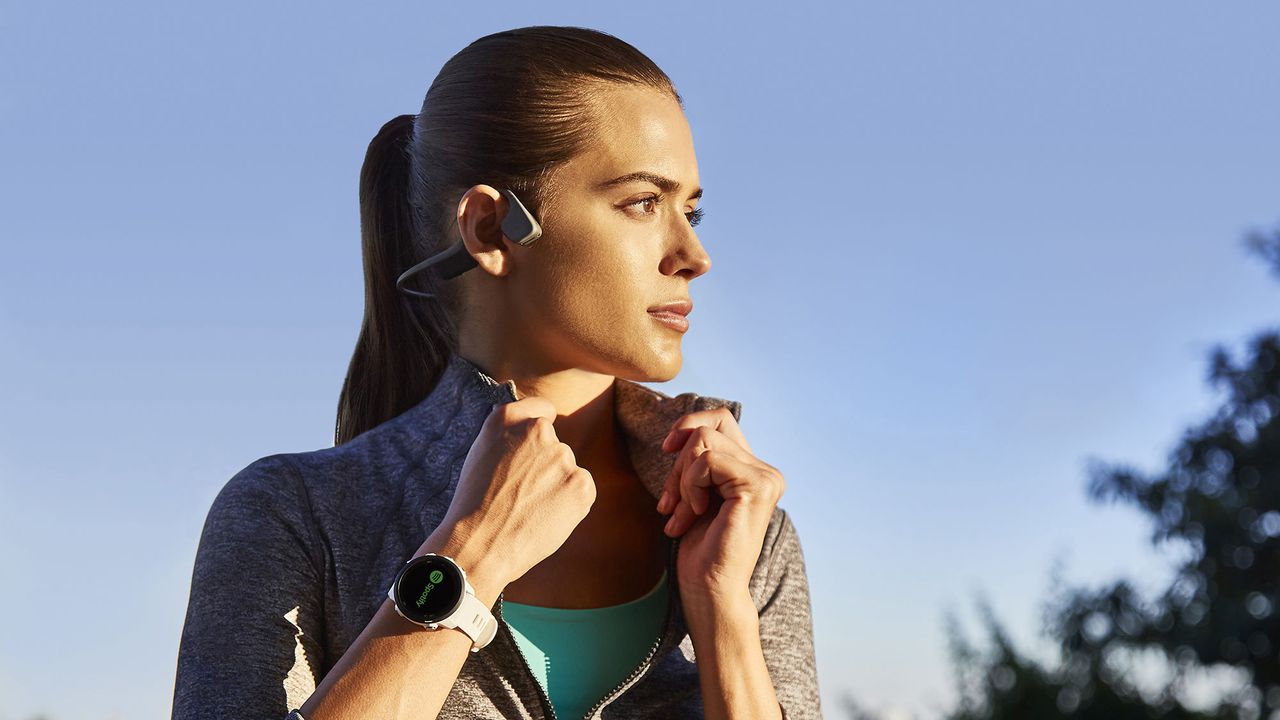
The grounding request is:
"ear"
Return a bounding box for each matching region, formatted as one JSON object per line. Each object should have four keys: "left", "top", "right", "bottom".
{"left": 456, "top": 184, "right": 516, "bottom": 279}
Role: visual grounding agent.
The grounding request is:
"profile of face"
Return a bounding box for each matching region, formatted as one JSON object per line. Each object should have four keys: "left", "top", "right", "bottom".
{"left": 455, "top": 83, "right": 711, "bottom": 383}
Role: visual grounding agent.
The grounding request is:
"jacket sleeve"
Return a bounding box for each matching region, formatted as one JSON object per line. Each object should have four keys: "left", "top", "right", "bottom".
{"left": 171, "top": 455, "right": 327, "bottom": 720}
{"left": 757, "top": 508, "right": 823, "bottom": 720}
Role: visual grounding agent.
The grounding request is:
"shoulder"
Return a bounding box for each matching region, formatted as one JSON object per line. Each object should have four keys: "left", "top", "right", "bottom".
{"left": 210, "top": 453, "right": 306, "bottom": 514}
{"left": 201, "top": 452, "right": 322, "bottom": 554}
{"left": 207, "top": 444, "right": 387, "bottom": 540}
{"left": 192, "top": 452, "right": 327, "bottom": 585}
{"left": 221, "top": 422, "right": 416, "bottom": 517}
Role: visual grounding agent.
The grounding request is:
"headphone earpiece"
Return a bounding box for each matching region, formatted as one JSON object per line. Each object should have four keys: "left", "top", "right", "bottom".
{"left": 396, "top": 187, "right": 543, "bottom": 299}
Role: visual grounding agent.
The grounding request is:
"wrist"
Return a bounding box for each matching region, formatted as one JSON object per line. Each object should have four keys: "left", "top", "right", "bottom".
{"left": 682, "top": 587, "right": 758, "bottom": 634}
{"left": 681, "top": 582, "right": 754, "bottom": 611}
{"left": 417, "top": 523, "right": 510, "bottom": 607}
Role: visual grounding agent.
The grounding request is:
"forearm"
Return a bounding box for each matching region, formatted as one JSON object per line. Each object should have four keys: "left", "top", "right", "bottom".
{"left": 685, "top": 592, "right": 783, "bottom": 720}
{"left": 299, "top": 526, "right": 509, "bottom": 720}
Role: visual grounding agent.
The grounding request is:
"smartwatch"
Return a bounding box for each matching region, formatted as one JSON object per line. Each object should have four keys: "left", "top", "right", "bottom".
{"left": 387, "top": 553, "right": 498, "bottom": 652}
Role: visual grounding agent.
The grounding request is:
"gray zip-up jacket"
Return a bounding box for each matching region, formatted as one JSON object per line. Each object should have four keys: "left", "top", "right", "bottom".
{"left": 171, "top": 352, "right": 823, "bottom": 719}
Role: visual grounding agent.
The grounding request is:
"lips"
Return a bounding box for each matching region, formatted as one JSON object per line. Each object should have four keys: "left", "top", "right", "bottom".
{"left": 648, "top": 298, "right": 692, "bottom": 333}
{"left": 647, "top": 299, "right": 693, "bottom": 316}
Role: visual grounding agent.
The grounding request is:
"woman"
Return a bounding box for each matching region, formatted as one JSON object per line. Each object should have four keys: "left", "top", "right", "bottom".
{"left": 171, "top": 25, "right": 821, "bottom": 720}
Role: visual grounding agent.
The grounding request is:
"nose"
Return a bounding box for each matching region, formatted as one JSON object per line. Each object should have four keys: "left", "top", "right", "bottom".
{"left": 663, "top": 218, "right": 711, "bottom": 279}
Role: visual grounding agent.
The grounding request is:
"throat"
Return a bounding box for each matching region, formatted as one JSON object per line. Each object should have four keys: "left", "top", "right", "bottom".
{"left": 502, "top": 469, "right": 669, "bottom": 609}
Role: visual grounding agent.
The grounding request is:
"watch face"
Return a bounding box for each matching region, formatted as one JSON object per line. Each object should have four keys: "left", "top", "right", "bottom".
{"left": 394, "top": 555, "right": 465, "bottom": 624}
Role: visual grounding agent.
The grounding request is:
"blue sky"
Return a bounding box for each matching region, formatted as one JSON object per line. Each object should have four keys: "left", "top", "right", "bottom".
{"left": 2, "top": 2, "right": 1279, "bottom": 718}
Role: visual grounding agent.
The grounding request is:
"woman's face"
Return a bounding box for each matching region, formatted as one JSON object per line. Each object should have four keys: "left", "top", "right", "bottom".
{"left": 462, "top": 83, "right": 711, "bottom": 383}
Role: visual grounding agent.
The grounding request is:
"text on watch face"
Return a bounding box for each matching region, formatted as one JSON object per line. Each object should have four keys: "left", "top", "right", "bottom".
{"left": 400, "top": 558, "right": 463, "bottom": 622}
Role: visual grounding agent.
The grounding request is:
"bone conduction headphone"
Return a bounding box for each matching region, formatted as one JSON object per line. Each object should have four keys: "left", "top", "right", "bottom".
{"left": 395, "top": 187, "right": 543, "bottom": 299}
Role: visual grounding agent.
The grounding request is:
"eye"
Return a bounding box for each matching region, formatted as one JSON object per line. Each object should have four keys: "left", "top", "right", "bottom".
{"left": 627, "top": 195, "right": 661, "bottom": 215}
{"left": 625, "top": 194, "right": 705, "bottom": 227}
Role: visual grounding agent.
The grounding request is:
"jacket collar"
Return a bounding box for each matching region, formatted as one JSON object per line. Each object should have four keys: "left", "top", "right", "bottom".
{"left": 429, "top": 351, "right": 744, "bottom": 502}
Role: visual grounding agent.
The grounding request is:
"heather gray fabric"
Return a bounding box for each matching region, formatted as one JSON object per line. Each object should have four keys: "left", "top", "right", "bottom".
{"left": 171, "top": 352, "right": 823, "bottom": 719}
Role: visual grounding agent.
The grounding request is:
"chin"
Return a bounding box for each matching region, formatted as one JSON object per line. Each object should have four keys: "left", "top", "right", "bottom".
{"left": 583, "top": 322, "right": 684, "bottom": 382}
{"left": 633, "top": 349, "right": 683, "bottom": 383}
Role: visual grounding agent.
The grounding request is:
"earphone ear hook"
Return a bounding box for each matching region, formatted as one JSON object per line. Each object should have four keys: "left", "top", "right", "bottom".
{"left": 396, "top": 187, "right": 543, "bottom": 299}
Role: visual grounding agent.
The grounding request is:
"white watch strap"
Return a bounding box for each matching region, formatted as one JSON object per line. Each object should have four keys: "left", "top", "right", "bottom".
{"left": 442, "top": 589, "right": 498, "bottom": 652}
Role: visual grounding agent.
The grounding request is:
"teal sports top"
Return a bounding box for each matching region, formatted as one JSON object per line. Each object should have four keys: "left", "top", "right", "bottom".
{"left": 501, "top": 567, "right": 670, "bottom": 720}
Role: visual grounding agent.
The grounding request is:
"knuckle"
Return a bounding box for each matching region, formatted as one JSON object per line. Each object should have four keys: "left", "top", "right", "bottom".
{"left": 576, "top": 470, "right": 597, "bottom": 500}
{"left": 532, "top": 416, "right": 555, "bottom": 440}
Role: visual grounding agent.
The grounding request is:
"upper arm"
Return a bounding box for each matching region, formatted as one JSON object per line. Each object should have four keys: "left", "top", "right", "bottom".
{"left": 757, "top": 508, "right": 823, "bottom": 720}
{"left": 171, "top": 455, "right": 327, "bottom": 720}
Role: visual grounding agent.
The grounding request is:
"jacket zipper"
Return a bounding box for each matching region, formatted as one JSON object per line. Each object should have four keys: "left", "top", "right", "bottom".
{"left": 495, "top": 590, "right": 560, "bottom": 720}
{"left": 495, "top": 534, "right": 681, "bottom": 720}
{"left": 577, "top": 534, "right": 681, "bottom": 720}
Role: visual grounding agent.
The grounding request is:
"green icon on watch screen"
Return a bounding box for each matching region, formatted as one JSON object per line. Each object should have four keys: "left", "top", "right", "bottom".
{"left": 415, "top": 569, "right": 449, "bottom": 609}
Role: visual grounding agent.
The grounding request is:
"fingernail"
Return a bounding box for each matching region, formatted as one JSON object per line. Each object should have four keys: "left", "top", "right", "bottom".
{"left": 657, "top": 490, "right": 669, "bottom": 512}
{"left": 664, "top": 516, "right": 675, "bottom": 534}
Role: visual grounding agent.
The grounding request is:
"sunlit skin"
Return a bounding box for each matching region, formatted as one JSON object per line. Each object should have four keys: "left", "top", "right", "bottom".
{"left": 452, "top": 82, "right": 709, "bottom": 523}
{"left": 448, "top": 82, "right": 784, "bottom": 719}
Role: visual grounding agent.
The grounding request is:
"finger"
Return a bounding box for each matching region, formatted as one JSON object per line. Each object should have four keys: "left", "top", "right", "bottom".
{"left": 662, "top": 406, "right": 752, "bottom": 456}
{"left": 664, "top": 493, "right": 698, "bottom": 536}
{"left": 661, "top": 421, "right": 754, "bottom": 517}
{"left": 674, "top": 449, "right": 779, "bottom": 536}
{"left": 490, "top": 395, "right": 560, "bottom": 438}
{"left": 659, "top": 426, "right": 716, "bottom": 519}
{"left": 659, "top": 407, "right": 751, "bottom": 513}
{"left": 666, "top": 490, "right": 723, "bottom": 537}
{"left": 664, "top": 449, "right": 710, "bottom": 536}
{"left": 667, "top": 450, "right": 742, "bottom": 536}
{"left": 680, "top": 449, "right": 716, "bottom": 521}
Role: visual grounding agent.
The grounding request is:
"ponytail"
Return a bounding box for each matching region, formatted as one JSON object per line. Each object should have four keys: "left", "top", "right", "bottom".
{"left": 334, "top": 114, "right": 456, "bottom": 446}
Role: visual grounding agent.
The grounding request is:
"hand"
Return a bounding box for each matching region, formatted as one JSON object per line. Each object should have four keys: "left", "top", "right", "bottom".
{"left": 441, "top": 397, "right": 596, "bottom": 587}
{"left": 655, "top": 407, "right": 785, "bottom": 602}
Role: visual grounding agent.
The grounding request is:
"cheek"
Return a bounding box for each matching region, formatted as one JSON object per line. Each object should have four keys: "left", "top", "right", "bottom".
{"left": 540, "top": 239, "right": 654, "bottom": 327}
{"left": 575, "top": 255, "right": 649, "bottom": 314}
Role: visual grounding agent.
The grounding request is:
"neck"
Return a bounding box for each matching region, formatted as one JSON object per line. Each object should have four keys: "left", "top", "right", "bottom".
{"left": 455, "top": 350, "right": 633, "bottom": 496}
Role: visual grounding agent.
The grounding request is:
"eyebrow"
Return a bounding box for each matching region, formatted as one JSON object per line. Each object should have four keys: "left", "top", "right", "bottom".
{"left": 596, "top": 171, "right": 704, "bottom": 201}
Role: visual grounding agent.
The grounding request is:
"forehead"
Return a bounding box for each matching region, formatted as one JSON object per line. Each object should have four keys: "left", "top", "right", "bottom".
{"left": 560, "top": 84, "right": 699, "bottom": 193}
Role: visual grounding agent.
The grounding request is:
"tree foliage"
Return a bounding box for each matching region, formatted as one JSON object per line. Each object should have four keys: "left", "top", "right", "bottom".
{"left": 840, "top": 221, "right": 1280, "bottom": 719}
{"left": 941, "top": 222, "right": 1280, "bottom": 719}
